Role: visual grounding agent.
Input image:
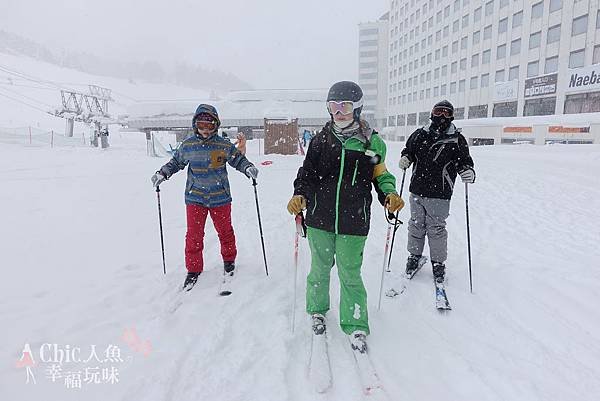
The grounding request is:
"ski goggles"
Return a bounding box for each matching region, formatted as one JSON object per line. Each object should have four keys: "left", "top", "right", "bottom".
{"left": 431, "top": 106, "right": 453, "bottom": 118}
{"left": 195, "top": 113, "right": 217, "bottom": 131}
{"left": 327, "top": 99, "right": 363, "bottom": 115}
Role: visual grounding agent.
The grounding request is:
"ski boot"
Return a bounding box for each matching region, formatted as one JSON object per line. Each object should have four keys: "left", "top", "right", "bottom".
{"left": 349, "top": 330, "right": 368, "bottom": 354}
{"left": 432, "top": 261, "right": 445, "bottom": 284}
{"left": 405, "top": 254, "right": 422, "bottom": 278}
{"left": 183, "top": 272, "right": 200, "bottom": 291}
{"left": 224, "top": 261, "right": 235, "bottom": 275}
{"left": 311, "top": 313, "right": 326, "bottom": 335}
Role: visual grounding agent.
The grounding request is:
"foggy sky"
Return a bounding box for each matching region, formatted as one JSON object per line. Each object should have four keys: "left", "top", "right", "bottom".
{"left": 1, "top": 0, "right": 387, "bottom": 89}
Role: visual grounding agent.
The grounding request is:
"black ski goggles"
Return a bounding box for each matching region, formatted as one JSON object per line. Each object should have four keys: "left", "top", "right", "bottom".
{"left": 432, "top": 106, "right": 453, "bottom": 118}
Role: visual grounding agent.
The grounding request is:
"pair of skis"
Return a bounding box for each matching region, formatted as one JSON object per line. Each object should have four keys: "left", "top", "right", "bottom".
{"left": 307, "top": 323, "right": 388, "bottom": 398}
{"left": 385, "top": 256, "right": 451, "bottom": 311}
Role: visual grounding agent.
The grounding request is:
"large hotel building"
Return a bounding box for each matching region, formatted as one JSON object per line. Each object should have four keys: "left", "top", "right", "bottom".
{"left": 371, "top": 0, "right": 600, "bottom": 133}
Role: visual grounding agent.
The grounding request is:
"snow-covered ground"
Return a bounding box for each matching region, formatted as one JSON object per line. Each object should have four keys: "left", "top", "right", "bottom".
{"left": 1, "top": 135, "right": 599, "bottom": 401}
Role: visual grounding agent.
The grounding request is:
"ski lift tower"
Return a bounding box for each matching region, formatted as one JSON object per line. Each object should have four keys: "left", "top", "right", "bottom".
{"left": 56, "top": 85, "right": 113, "bottom": 139}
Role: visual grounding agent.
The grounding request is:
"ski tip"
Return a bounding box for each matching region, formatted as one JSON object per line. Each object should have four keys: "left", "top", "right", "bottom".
{"left": 219, "top": 290, "right": 232, "bottom": 296}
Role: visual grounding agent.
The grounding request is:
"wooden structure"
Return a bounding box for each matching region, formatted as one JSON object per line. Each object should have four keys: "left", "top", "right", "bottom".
{"left": 264, "top": 118, "right": 299, "bottom": 155}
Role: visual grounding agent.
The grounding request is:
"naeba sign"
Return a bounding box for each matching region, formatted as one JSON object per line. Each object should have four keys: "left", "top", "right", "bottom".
{"left": 567, "top": 65, "right": 600, "bottom": 93}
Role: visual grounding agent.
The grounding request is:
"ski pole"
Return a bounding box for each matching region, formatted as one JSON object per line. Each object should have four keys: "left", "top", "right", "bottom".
{"left": 156, "top": 186, "right": 167, "bottom": 275}
{"left": 252, "top": 179, "right": 269, "bottom": 276}
{"left": 377, "top": 214, "right": 394, "bottom": 311}
{"left": 386, "top": 169, "right": 407, "bottom": 272}
{"left": 465, "top": 183, "right": 473, "bottom": 293}
{"left": 291, "top": 213, "right": 306, "bottom": 333}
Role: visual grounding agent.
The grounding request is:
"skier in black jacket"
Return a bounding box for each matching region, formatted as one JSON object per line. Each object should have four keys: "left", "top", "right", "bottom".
{"left": 399, "top": 100, "right": 475, "bottom": 283}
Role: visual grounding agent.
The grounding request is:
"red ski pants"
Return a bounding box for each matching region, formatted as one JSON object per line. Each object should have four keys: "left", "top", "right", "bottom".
{"left": 185, "top": 203, "right": 237, "bottom": 273}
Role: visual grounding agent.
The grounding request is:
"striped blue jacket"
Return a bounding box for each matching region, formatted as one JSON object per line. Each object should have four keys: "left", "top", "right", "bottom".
{"left": 159, "top": 133, "right": 253, "bottom": 207}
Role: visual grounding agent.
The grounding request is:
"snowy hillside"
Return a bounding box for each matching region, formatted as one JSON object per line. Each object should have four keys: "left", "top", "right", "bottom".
{"left": 0, "top": 52, "right": 209, "bottom": 130}
{"left": 1, "top": 136, "right": 599, "bottom": 401}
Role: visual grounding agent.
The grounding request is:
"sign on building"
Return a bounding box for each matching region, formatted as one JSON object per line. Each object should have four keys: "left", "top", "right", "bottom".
{"left": 524, "top": 73, "right": 558, "bottom": 98}
{"left": 493, "top": 80, "right": 519, "bottom": 101}
{"left": 565, "top": 65, "right": 600, "bottom": 93}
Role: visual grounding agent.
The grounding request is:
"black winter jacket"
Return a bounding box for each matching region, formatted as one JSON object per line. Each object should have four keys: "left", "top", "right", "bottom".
{"left": 401, "top": 123, "right": 474, "bottom": 200}
{"left": 293, "top": 122, "right": 396, "bottom": 236}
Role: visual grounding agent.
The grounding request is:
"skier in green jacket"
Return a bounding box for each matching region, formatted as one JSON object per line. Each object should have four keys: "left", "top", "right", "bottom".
{"left": 287, "top": 81, "right": 404, "bottom": 353}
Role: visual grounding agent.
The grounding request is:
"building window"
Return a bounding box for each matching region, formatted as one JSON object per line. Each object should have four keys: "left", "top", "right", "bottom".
{"left": 452, "top": 41, "right": 459, "bottom": 53}
{"left": 526, "top": 61, "right": 539, "bottom": 78}
{"left": 360, "top": 40, "right": 379, "bottom": 47}
{"left": 444, "top": 5, "right": 450, "bottom": 18}
{"left": 454, "top": 107, "right": 465, "bottom": 120}
{"left": 442, "top": 65, "right": 448, "bottom": 76}
{"left": 509, "top": 65, "right": 519, "bottom": 80}
{"left": 473, "top": 30, "right": 481, "bottom": 44}
{"left": 531, "top": 2, "right": 544, "bottom": 19}
{"left": 454, "top": 0, "right": 460, "bottom": 12}
{"left": 498, "top": 18, "right": 508, "bottom": 34}
{"left": 594, "top": 45, "right": 600, "bottom": 64}
{"left": 572, "top": 14, "right": 588, "bottom": 36}
{"left": 474, "top": 7, "right": 482, "bottom": 22}
{"left": 434, "top": 86, "right": 440, "bottom": 97}
{"left": 461, "top": 37, "right": 468, "bottom": 50}
{"left": 441, "top": 84, "right": 447, "bottom": 95}
{"left": 427, "top": 53, "right": 432, "bottom": 64}
{"left": 529, "top": 31, "right": 541, "bottom": 49}
{"left": 499, "top": 0, "right": 508, "bottom": 9}
{"left": 397, "top": 114, "right": 406, "bottom": 126}
{"left": 513, "top": 11, "right": 523, "bottom": 29}
{"left": 453, "top": 20, "right": 460, "bottom": 33}
{"left": 468, "top": 104, "right": 488, "bottom": 118}
{"left": 545, "top": 56, "right": 559, "bottom": 73}
{"left": 436, "top": 30, "right": 442, "bottom": 41}
{"left": 470, "top": 76, "right": 478, "bottom": 89}
{"left": 427, "top": 71, "right": 432, "bottom": 81}
{"left": 388, "top": 116, "right": 396, "bottom": 126}
{"left": 547, "top": 25, "right": 561, "bottom": 44}
{"left": 462, "top": 15, "right": 469, "bottom": 28}
{"left": 597, "top": 10, "right": 600, "bottom": 29}
{"left": 569, "top": 49, "right": 585, "bottom": 68}
{"left": 549, "top": 0, "right": 562, "bottom": 13}
{"left": 485, "top": 1, "right": 494, "bottom": 16}
{"left": 482, "top": 49, "right": 491, "bottom": 64}
{"left": 459, "top": 79, "right": 466, "bottom": 92}
{"left": 442, "top": 46, "right": 449, "bottom": 57}
{"left": 495, "top": 69, "right": 505, "bottom": 82}
{"left": 493, "top": 101, "right": 518, "bottom": 117}
{"left": 481, "top": 73, "right": 490, "bottom": 87}
{"left": 484, "top": 25, "right": 492, "bottom": 40}
{"left": 450, "top": 82, "right": 457, "bottom": 94}
{"left": 437, "top": 10, "right": 442, "bottom": 23}
{"left": 510, "top": 38, "right": 521, "bottom": 55}
{"left": 524, "top": 97, "right": 556, "bottom": 116}
{"left": 451, "top": 61, "right": 458, "bottom": 73}
{"left": 472, "top": 53, "right": 479, "bottom": 67}
{"left": 444, "top": 25, "right": 450, "bottom": 36}
{"left": 435, "top": 68, "right": 440, "bottom": 78}
{"left": 460, "top": 58, "right": 467, "bottom": 70}
{"left": 497, "top": 44, "right": 506, "bottom": 59}
{"left": 564, "top": 91, "right": 600, "bottom": 114}
{"left": 435, "top": 49, "right": 441, "bottom": 60}
{"left": 407, "top": 113, "right": 417, "bottom": 125}
{"left": 419, "top": 112, "right": 430, "bottom": 125}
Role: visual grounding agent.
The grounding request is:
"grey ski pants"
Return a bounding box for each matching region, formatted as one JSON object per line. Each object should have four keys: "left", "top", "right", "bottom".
{"left": 407, "top": 193, "right": 451, "bottom": 263}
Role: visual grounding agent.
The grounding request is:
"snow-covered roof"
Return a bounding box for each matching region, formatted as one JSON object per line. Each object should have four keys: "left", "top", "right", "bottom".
{"left": 125, "top": 89, "right": 331, "bottom": 130}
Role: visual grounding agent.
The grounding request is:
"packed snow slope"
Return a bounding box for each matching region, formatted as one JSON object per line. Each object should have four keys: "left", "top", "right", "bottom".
{"left": 1, "top": 136, "right": 599, "bottom": 401}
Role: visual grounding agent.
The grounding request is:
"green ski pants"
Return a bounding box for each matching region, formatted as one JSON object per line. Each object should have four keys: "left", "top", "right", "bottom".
{"left": 306, "top": 227, "right": 369, "bottom": 335}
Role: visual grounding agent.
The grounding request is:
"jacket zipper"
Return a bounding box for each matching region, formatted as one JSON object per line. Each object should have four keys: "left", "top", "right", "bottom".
{"left": 334, "top": 141, "right": 347, "bottom": 235}
{"left": 352, "top": 160, "right": 359, "bottom": 186}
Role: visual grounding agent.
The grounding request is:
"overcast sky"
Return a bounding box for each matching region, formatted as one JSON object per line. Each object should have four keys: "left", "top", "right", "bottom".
{"left": 1, "top": 0, "right": 388, "bottom": 89}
